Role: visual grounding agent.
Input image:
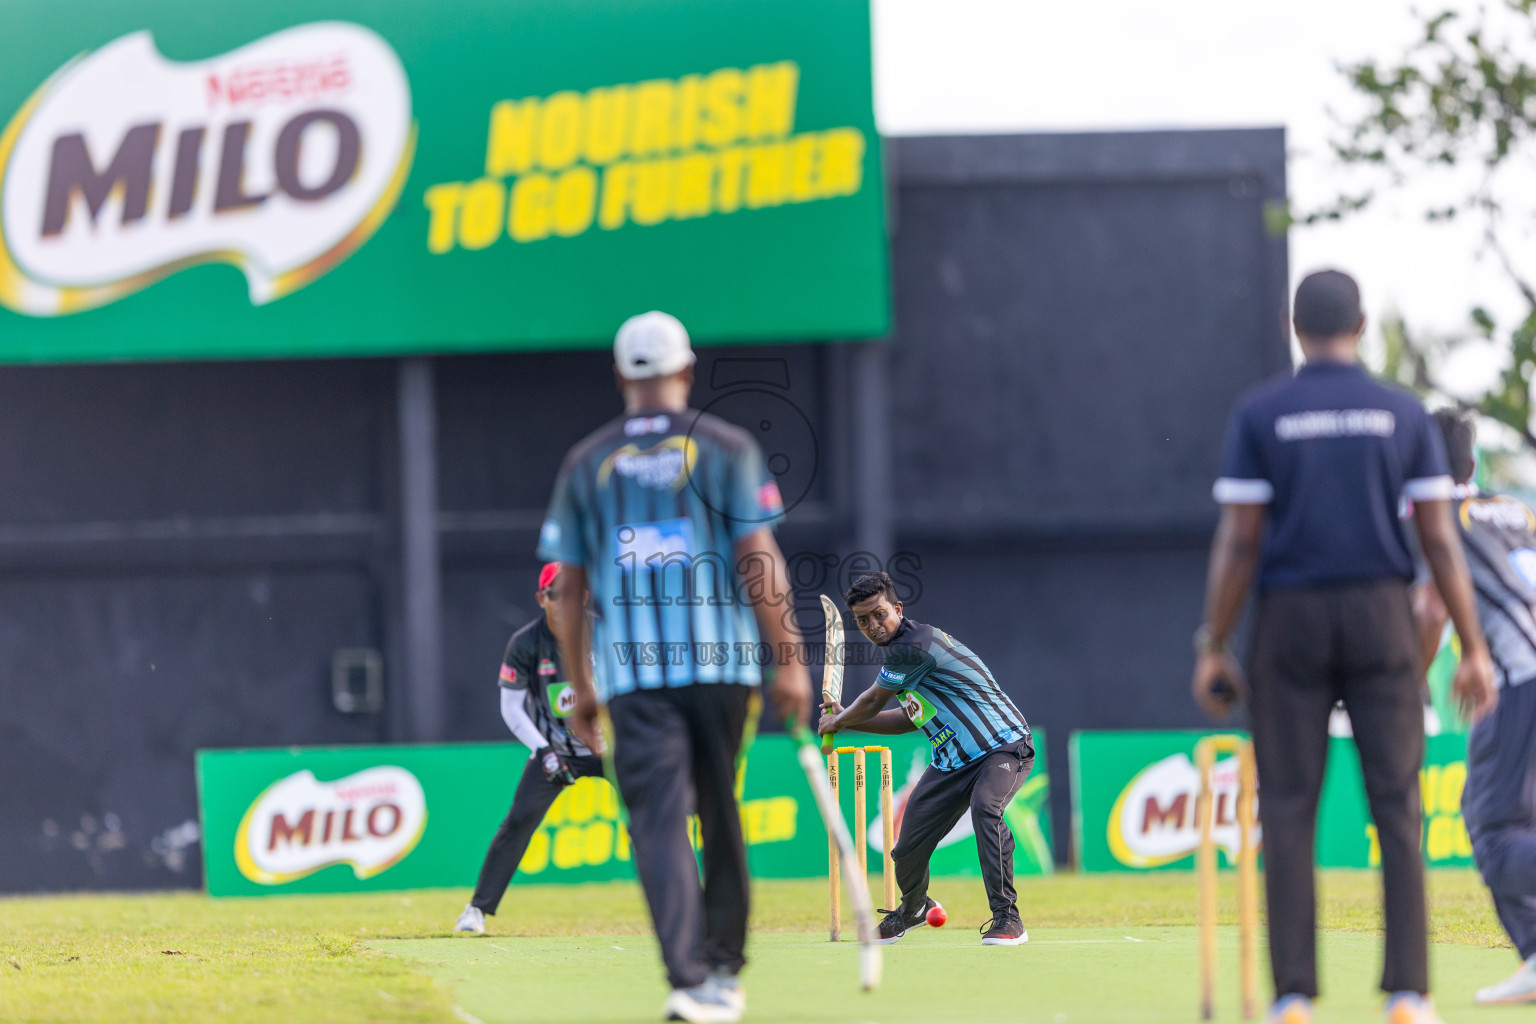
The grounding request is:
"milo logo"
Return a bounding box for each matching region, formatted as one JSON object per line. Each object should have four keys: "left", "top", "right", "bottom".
{"left": 1106, "top": 751, "right": 1261, "bottom": 868}
{"left": 0, "top": 23, "right": 414, "bottom": 316}
{"left": 549, "top": 683, "right": 576, "bottom": 718}
{"left": 233, "top": 765, "right": 426, "bottom": 885}
{"left": 899, "top": 690, "right": 936, "bottom": 727}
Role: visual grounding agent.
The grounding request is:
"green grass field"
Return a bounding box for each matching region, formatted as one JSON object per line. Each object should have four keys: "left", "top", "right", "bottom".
{"left": 0, "top": 872, "right": 1521, "bottom": 1023}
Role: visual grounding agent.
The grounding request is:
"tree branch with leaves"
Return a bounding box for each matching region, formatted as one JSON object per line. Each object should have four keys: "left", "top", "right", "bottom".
{"left": 1311, "top": 1, "right": 1536, "bottom": 444}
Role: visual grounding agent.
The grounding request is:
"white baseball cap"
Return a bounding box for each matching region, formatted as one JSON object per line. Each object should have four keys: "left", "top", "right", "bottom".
{"left": 614, "top": 311, "right": 695, "bottom": 380}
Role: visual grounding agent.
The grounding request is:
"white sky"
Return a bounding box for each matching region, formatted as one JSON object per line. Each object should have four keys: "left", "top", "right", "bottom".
{"left": 871, "top": 0, "right": 1531, "bottom": 393}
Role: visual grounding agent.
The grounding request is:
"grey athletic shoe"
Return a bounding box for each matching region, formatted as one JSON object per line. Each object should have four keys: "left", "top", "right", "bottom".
{"left": 453, "top": 904, "right": 485, "bottom": 935}
{"left": 707, "top": 969, "right": 745, "bottom": 1014}
{"left": 1476, "top": 957, "right": 1536, "bottom": 1005}
{"left": 663, "top": 983, "right": 741, "bottom": 1024}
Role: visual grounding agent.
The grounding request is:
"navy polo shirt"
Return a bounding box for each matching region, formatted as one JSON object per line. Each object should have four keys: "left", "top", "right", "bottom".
{"left": 1214, "top": 361, "right": 1452, "bottom": 589}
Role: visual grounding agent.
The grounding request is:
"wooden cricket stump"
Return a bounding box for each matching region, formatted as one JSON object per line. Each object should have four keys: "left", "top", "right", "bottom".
{"left": 828, "top": 745, "right": 896, "bottom": 940}
{"left": 1195, "top": 735, "right": 1260, "bottom": 1021}
{"left": 828, "top": 751, "right": 840, "bottom": 942}
{"left": 880, "top": 747, "right": 897, "bottom": 909}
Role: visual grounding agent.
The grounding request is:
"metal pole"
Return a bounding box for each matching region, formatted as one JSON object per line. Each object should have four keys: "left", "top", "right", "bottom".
{"left": 851, "top": 342, "right": 894, "bottom": 560}
{"left": 397, "top": 356, "right": 444, "bottom": 742}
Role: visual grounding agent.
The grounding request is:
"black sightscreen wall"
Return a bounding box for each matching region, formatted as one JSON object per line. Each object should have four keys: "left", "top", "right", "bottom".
{"left": 0, "top": 129, "right": 1287, "bottom": 890}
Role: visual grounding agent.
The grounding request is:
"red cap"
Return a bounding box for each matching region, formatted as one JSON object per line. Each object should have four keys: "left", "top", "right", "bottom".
{"left": 537, "top": 562, "right": 562, "bottom": 591}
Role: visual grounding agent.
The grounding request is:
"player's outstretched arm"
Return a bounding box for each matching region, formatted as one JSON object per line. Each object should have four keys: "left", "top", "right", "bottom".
{"left": 549, "top": 564, "right": 603, "bottom": 752}
{"left": 1192, "top": 502, "right": 1264, "bottom": 718}
{"left": 1412, "top": 581, "right": 1450, "bottom": 678}
{"left": 816, "top": 700, "right": 910, "bottom": 736}
{"left": 853, "top": 709, "right": 916, "bottom": 735}
{"left": 735, "top": 527, "right": 812, "bottom": 727}
{"left": 1415, "top": 498, "right": 1497, "bottom": 722}
{"left": 819, "top": 684, "right": 894, "bottom": 735}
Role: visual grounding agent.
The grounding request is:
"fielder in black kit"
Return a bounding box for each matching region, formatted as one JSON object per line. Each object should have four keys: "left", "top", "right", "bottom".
{"left": 453, "top": 562, "right": 604, "bottom": 935}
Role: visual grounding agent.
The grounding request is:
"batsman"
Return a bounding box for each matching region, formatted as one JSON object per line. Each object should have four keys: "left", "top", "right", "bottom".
{"left": 817, "top": 572, "right": 1035, "bottom": 946}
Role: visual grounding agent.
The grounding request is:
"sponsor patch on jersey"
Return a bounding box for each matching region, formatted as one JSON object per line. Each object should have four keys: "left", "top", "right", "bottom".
{"left": 548, "top": 683, "right": 576, "bottom": 718}
{"left": 757, "top": 480, "right": 784, "bottom": 513}
{"left": 499, "top": 664, "right": 517, "bottom": 685}
{"left": 877, "top": 667, "right": 906, "bottom": 686}
{"left": 613, "top": 517, "right": 695, "bottom": 571}
{"left": 538, "top": 658, "right": 557, "bottom": 676}
{"left": 929, "top": 724, "right": 957, "bottom": 750}
{"left": 1511, "top": 548, "right": 1536, "bottom": 590}
{"left": 1462, "top": 495, "right": 1536, "bottom": 533}
{"left": 624, "top": 415, "right": 670, "bottom": 437}
{"left": 597, "top": 436, "right": 698, "bottom": 490}
{"left": 899, "top": 689, "right": 938, "bottom": 727}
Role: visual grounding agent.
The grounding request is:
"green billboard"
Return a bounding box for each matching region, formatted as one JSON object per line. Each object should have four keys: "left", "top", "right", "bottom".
{"left": 0, "top": 0, "right": 887, "bottom": 362}
{"left": 196, "top": 731, "right": 1052, "bottom": 897}
{"left": 1070, "top": 730, "right": 1473, "bottom": 873}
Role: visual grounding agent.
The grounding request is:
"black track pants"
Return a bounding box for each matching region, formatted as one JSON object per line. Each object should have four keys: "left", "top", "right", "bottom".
{"left": 891, "top": 737, "right": 1033, "bottom": 918}
{"left": 1464, "top": 677, "right": 1536, "bottom": 960}
{"left": 1248, "top": 581, "right": 1427, "bottom": 998}
{"left": 470, "top": 752, "right": 605, "bottom": 914}
{"left": 608, "top": 684, "right": 754, "bottom": 990}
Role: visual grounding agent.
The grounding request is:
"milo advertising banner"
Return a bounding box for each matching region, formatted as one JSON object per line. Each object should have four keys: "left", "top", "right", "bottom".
{"left": 197, "top": 730, "right": 1052, "bottom": 896}
{"left": 1070, "top": 730, "right": 1473, "bottom": 873}
{"left": 0, "top": 0, "right": 886, "bottom": 362}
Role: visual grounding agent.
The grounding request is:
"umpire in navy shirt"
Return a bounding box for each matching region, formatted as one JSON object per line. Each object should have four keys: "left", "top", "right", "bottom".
{"left": 1192, "top": 270, "right": 1497, "bottom": 1024}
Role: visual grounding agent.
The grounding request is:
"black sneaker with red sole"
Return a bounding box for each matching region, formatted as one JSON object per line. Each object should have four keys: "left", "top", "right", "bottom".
{"left": 980, "top": 911, "right": 1028, "bottom": 946}
{"left": 876, "top": 898, "right": 941, "bottom": 944}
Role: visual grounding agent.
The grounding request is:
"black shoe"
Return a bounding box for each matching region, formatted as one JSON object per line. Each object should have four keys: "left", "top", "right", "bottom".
{"left": 979, "top": 909, "right": 1028, "bottom": 946}
{"left": 876, "top": 898, "right": 939, "bottom": 945}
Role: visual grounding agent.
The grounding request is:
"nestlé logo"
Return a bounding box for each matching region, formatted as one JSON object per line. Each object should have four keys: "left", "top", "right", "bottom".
{"left": 0, "top": 22, "right": 414, "bottom": 316}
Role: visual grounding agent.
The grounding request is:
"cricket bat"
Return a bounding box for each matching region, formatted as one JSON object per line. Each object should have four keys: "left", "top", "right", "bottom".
{"left": 820, "top": 593, "right": 844, "bottom": 755}
{"left": 787, "top": 719, "right": 882, "bottom": 991}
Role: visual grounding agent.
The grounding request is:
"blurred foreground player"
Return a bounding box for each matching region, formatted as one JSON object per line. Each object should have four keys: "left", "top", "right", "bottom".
{"left": 817, "top": 572, "right": 1034, "bottom": 947}
{"left": 1416, "top": 410, "right": 1536, "bottom": 1005}
{"left": 454, "top": 562, "right": 602, "bottom": 935}
{"left": 1193, "top": 269, "right": 1496, "bottom": 1024}
{"left": 537, "top": 311, "right": 810, "bottom": 1024}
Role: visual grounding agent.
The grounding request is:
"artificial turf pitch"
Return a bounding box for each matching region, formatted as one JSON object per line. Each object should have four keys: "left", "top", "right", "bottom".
{"left": 0, "top": 873, "right": 1524, "bottom": 1023}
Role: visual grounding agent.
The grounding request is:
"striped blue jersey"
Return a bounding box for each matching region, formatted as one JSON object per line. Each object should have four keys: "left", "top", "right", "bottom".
{"left": 537, "top": 407, "right": 785, "bottom": 702}
{"left": 873, "top": 618, "right": 1030, "bottom": 771}
{"left": 1456, "top": 492, "right": 1536, "bottom": 690}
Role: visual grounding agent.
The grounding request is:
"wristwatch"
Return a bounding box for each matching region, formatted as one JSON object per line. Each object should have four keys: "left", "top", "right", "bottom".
{"left": 1193, "top": 624, "right": 1228, "bottom": 656}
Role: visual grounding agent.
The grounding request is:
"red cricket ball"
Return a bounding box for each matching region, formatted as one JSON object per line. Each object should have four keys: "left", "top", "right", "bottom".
{"left": 926, "top": 904, "right": 947, "bottom": 928}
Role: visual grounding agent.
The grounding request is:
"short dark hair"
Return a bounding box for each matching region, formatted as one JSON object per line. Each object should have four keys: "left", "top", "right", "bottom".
{"left": 1432, "top": 408, "right": 1476, "bottom": 485}
{"left": 844, "top": 572, "right": 897, "bottom": 607}
{"left": 1293, "top": 269, "right": 1364, "bottom": 339}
